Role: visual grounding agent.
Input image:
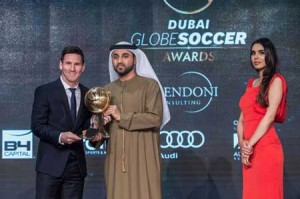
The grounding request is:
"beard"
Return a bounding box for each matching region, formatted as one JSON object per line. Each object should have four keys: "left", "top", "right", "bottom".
{"left": 114, "top": 63, "right": 135, "bottom": 77}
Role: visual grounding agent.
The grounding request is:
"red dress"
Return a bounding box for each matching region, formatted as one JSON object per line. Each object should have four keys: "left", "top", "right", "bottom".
{"left": 239, "top": 75, "right": 285, "bottom": 199}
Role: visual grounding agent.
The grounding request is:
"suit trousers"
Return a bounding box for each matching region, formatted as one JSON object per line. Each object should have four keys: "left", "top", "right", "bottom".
{"left": 36, "top": 154, "right": 85, "bottom": 199}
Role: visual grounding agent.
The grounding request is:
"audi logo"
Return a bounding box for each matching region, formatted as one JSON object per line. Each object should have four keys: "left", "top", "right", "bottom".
{"left": 160, "top": 130, "right": 205, "bottom": 149}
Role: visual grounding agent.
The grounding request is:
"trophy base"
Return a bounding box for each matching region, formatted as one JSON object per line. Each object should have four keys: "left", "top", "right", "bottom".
{"left": 102, "top": 133, "right": 110, "bottom": 139}
{"left": 99, "top": 128, "right": 110, "bottom": 139}
{"left": 81, "top": 128, "right": 110, "bottom": 140}
{"left": 81, "top": 128, "right": 98, "bottom": 140}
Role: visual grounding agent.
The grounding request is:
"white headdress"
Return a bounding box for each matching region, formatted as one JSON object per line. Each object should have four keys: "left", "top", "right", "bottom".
{"left": 109, "top": 41, "right": 170, "bottom": 128}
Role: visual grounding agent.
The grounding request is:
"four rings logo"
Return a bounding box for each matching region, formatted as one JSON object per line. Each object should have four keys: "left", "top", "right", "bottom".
{"left": 161, "top": 130, "right": 205, "bottom": 149}
{"left": 164, "top": 0, "right": 213, "bottom": 15}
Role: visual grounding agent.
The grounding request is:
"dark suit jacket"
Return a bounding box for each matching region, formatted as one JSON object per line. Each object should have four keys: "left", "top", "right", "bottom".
{"left": 31, "top": 79, "right": 91, "bottom": 178}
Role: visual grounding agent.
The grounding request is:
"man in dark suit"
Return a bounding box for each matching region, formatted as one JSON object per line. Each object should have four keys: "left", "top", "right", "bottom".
{"left": 31, "top": 46, "right": 102, "bottom": 199}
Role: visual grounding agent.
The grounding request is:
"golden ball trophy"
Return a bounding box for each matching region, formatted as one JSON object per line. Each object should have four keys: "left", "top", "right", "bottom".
{"left": 83, "top": 87, "right": 111, "bottom": 139}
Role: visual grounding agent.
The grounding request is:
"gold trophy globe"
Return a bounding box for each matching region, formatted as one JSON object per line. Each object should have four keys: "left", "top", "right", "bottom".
{"left": 84, "top": 87, "right": 111, "bottom": 139}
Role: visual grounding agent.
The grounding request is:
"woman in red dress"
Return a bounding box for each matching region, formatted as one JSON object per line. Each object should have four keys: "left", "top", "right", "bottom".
{"left": 238, "top": 38, "right": 287, "bottom": 199}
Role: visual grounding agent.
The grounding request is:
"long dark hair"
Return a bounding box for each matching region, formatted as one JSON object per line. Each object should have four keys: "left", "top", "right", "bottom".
{"left": 251, "top": 38, "right": 279, "bottom": 107}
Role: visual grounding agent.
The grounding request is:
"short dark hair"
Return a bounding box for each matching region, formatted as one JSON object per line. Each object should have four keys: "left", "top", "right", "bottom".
{"left": 60, "top": 46, "right": 85, "bottom": 64}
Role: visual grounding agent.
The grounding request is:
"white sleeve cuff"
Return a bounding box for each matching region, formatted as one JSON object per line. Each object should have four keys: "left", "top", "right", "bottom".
{"left": 58, "top": 133, "right": 64, "bottom": 145}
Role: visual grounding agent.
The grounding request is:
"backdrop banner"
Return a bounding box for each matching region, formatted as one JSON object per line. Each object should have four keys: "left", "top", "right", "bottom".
{"left": 1, "top": 1, "right": 299, "bottom": 198}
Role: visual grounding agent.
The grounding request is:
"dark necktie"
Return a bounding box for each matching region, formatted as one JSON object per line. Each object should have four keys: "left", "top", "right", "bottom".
{"left": 69, "top": 88, "right": 77, "bottom": 123}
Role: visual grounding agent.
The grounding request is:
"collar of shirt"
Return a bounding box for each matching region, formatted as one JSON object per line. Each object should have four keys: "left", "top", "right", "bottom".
{"left": 60, "top": 76, "right": 81, "bottom": 112}
{"left": 60, "top": 76, "right": 79, "bottom": 90}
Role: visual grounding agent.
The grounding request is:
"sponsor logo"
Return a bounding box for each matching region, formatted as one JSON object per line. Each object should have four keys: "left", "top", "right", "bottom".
{"left": 84, "top": 139, "right": 106, "bottom": 155}
{"left": 2, "top": 130, "right": 33, "bottom": 159}
{"left": 163, "top": 0, "right": 213, "bottom": 15}
{"left": 164, "top": 71, "right": 218, "bottom": 113}
{"left": 232, "top": 120, "right": 241, "bottom": 161}
{"left": 161, "top": 130, "right": 205, "bottom": 149}
{"left": 161, "top": 152, "right": 178, "bottom": 159}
